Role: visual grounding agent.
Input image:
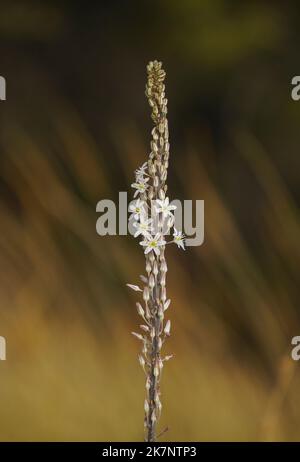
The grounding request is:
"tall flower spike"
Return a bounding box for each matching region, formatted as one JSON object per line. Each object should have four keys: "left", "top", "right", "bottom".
{"left": 128, "top": 60, "right": 181, "bottom": 442}
{"left": 144, "top": 60, "right": 170, "bottom": 442}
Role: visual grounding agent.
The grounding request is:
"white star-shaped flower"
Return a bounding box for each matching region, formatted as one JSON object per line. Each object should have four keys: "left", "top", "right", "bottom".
{"left": 155, "top": 197, "right": 176, "bottom": 218}
{"left": 135, "top": 162, "right": 148, "bottom": 179}
{"left": 173, "top": 228, "right": 185, "bottom": 250}
{"left": 133, "top": 217, "right": 152, "bottom": 238}
{"left": 131, "top": 178, "right": 149, "bottom": 197}
{"left": 140, "top": 233, "right": 166, "bottom": 255}
{"left": 129, "top": 199, "right": 147, "bottom": 220}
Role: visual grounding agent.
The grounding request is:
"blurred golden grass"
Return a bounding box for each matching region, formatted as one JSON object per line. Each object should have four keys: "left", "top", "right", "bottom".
{"left": 0, "top": 105, "right": 299, "bottom": 441}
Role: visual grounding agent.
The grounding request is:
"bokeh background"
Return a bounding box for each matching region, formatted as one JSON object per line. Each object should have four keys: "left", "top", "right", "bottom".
{"left": 0, "top": 0, "right": 300, "bottom": 441}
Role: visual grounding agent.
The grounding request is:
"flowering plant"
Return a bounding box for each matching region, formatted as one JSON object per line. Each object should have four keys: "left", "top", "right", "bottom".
{"left": 126, "top": 60, "right": 185, "bottom": 442}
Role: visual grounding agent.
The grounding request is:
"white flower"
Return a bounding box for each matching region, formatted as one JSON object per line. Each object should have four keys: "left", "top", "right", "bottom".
{"left": 140, "top": 233, "right": 166, "bottom": 255}
{"left": 133, "top": 217, "right": 152, "bottom": 238}
{"left": 173, "top": 228, "right": 185, "bottom": 250}
{"left": 126, "top": 284, "right": 142, "bottom": 292}
{"left": 135, "top": 162, "right": 148, "bottom": 179}
{"left": 129, "top": 199, "right": 147, "bottom": 220}
{"left": 131, "top": 178, "right": 149, "bottom": 197}
{"left": 155, "top": 197, "right": 176, "bottom": 218}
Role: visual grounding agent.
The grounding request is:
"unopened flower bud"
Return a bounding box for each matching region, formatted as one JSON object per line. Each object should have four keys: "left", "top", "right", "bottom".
{"left": 140, "top": 275, "right": 148, "bottom": 283}
{"left": 161, "top": 170, "right": 167, "bottom": 181}
{"left": 160, "top": 259, "right": 168, "bottom": 273}
{"left": 148, "top": 189, "right": 154, "bottom": 201}
{"left": 158, "top": 307, "right": 164, "bottom": 319}
{"left": 131, "top": 332, "right": 144, "bottom": 341}
{"left": 149, "top": 274, "right": 155, "bottom": 289}
{"left": 164, "top": 299, "right": 171, "bottom": 311}
{"left": 157, "top": 401, "right": 162, "bottom": 413}
{"left": 160, "top": 273, "right": 166, "bottom": 286}
{"left": 149, "top": 164, "right": 155, "bottom": 176}
{"left": 146, "top": 377, "right": 150, "bottom": 391}
{"left": 127, "top": 284, "right": 142, "bottom": 292}
{"left": 139, "top": 355, "right": 145, "bottom": 368}
{"left": 152, "top": 128, "right": 158, "bottom": 140}
{"left": 145, "top": 306, "right": 151, "bottom": 319}
{"left": 140, "top": 324, "right": 149, "bottom": 332}
{"left": 146, "top": 260, "right": 152, "bottom": 274}
{"left": 164, "top": 320, "right": 171, "bottom": 336}
{"left": 158, "top": 189, "right": 165, "bottom": 200}
{"left": 143, "top": 287, "right": 150, "bottom": 302}
{"left": 136, "top": 302, "right": 144, "bottom": 318}
{"left": 151, "top": 141, "right": 158, "bottom": 153}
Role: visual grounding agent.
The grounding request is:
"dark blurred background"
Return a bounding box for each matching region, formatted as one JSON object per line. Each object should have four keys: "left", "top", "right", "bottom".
{"left": 0, "top": 0, "right": 300, "bottom": 441}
